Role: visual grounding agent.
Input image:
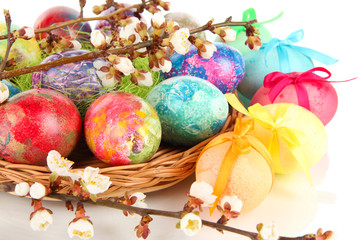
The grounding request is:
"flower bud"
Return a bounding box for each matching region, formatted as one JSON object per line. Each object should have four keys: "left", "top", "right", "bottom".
{"left": 90, "top": 30, "right": 110, "bottom": 49}
{"left": 0, "top": 82, "right": 9, "bottom": 104}
{"left": 29, "top": 182, "right": 47, "bottom": 199}
{"left": 15, "top": 182, "right": 30, "bottom": 197}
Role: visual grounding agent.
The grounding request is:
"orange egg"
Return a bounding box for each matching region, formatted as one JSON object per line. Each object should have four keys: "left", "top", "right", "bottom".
{"left": 196, "top": 132, "right": 273, "bottom": 213}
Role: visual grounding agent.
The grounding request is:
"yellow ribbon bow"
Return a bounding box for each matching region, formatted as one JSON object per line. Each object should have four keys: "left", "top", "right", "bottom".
{"left": 225, "top": 93, "right": 312, "bottom": 184}
{"left": 198, "top": 117, "right": 274, "bottom": 214}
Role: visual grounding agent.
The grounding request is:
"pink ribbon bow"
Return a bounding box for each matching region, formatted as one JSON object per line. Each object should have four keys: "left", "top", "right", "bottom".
{"left": 263, "top": 67, "right": 353, "bottom": 110}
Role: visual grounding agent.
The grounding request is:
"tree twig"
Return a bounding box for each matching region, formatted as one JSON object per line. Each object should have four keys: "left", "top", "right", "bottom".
{"left": 0, "top": 19, "right": 256, "bottom": 80}
{"left": 0, "top": 10, "right": 13, "bottom": 72}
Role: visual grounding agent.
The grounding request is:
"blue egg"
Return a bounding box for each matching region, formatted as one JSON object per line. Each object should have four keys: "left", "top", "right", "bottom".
{"left": 237, "top": 45, "right": 314, "bottom": 99}
{"left": 146, "top": 76, "right": 229, "bottom": 146}
{"left": 164, "top": 42, "right": 245, "bottom": 94}
{"left": 1, "top": 80, "right": 21, "bottom": 98}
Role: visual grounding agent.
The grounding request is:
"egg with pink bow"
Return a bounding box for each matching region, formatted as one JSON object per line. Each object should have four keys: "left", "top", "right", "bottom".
{"left": 250, "top": 67, "right": 339, "bottom": 125}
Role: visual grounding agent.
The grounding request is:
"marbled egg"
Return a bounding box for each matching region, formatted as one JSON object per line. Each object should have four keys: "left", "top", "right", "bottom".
{"left": 146, "top": 76, "right": 229, "bottom": 146}
{"left": 33, "top": 6, "right": 92, "bottom": 41}
{"left": 84, "top": 92, "right": 162, "bottom": 166}
{"left": 0, "top": 23, "right": 42, "bottom": 69}
{"left": 164, "top": 42, "right": 245, "bottom": 94}
{"left": 31, "top": 50, "right": 104, "bottom": 105}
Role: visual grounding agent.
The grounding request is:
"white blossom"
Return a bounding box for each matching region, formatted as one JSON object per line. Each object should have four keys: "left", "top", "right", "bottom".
{"left": 137, "top": 71, "right": 153, "bottom": 87}
{"left": 222, "top": 27, "right": 236, "bottom": 42}
{"left": 47, "top": 150, "right": 74, "bottom": 177}
{"left": 113, "top": 56, "right": 135, "bottom": 76}
{"left": 180, "top": 213, "right": 202, "bottom": 237}
{"left": 151, "top": 12, "right": 166, "bottom": 28}
{"left": 0, "top": 82, "right": 9, "bottom": 104}
{"left": 159, "top": 58, "right": 172, "bottom": 73}
{"left": 220, "top": 195, "right": 243, "bottom": 212}
{"left": 200, "top": 41, "right": 217, "bottom": 59}
{"left": 119, "top": 22, "right": 147, "bottom": 52}
{"left": 30, "top": 209, "right": 53, "bottom": 231}
{"left": 189, "top": 180, "right": 217, "bottom": 207}
{"left": 14, "top": 182, "right": 30, "bottom": 197}
{"left": 70, "top": 40, "right": 82, "bottom": 50}
{"left": 130, "top": 192, "right": 148, "bottom": 209}
{"left": 29, "top": 182, "right": 47, "bottom": 199}
{"left": 80, "top": 167, "right": 112, "bottom": 195}
{"left": 90, "top": 30, "right": 111, "bottom": 49}
{"left": 93, "top": 59, "right": 117, "bottom": 88}
{"left": 68, "top": 218, "right": 94, "bottom": 239}
{"left": 169, "top": 28, "right": 191, "bottom": 55}
{"left": 260, "top": 222, "right": 280, "bottom": 240}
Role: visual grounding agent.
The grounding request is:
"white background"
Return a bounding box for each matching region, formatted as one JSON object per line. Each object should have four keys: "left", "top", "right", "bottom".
{"left": 1, "top": 0, "right": 360, "bottom": 240}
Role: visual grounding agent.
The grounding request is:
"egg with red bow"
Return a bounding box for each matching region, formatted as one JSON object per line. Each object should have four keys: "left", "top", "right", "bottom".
{"left": 250, "top": 68, "right": 338, "bottom": 125}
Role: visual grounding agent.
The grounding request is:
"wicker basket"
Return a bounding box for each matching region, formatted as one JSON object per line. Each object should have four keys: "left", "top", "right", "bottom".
{"left": 0, "top": 103, "right": 241, "bottom": 198}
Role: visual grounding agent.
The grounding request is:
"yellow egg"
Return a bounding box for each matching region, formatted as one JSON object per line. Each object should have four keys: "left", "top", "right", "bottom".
{"left": 196, "top": 132, "right": 273, "bottom": 213}
{"left": 248, "top": 103, "right": 328, "bottom": 174}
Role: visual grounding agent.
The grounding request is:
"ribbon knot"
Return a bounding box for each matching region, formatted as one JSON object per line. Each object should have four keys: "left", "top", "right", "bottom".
{"left": 225, "top": 93, "right": 312, "bottom": 183}
{"left": 263, "top": 67, "right": 355, "bottom": 110}
{"left": 262, "top": 30, "right": 338, "bottom": 73}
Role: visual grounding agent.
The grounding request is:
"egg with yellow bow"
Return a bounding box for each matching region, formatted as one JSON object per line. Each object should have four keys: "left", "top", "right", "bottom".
{"left": 196, "top": 118, "right": 274, "bottom": 213}
{"left": 226, "top": 93, "right": 328, "bottom": 182}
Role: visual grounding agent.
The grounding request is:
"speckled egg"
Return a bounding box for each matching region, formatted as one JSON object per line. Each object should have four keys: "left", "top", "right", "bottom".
{"left": 84, "top": 92, "right": 162, "bottom": 166}
{"left": 146, "top": 76, "right": 229, "bottom": 146}
{"left": 0, "top": 89, "right": 82, "bottom": 165}
{"left": 31, "top": 50, "right": 104, "bottom": 105}
{"left": 163, "top": 42, "right": 245, "bottom": 94}
{"left": 0, "top": 23, "right": 42, "bottom": 70}
{"left": 237, "top": 46, "right": 314, "bottom": 99}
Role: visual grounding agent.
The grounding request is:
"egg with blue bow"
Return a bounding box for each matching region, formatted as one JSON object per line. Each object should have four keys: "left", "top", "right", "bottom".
{"left": 237, "top": 30, "right": 338, "bottom": 100}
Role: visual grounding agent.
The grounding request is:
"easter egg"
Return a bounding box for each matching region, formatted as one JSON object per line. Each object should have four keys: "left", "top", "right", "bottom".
{"left": 164, "top": 42, "right": 245, "bottom": 94}
{"left": 0, "top": 23, "right": 42, "bottom": 69}
{"left": 238, "top": 46, "right": 314, "bottom": 99}
{"left": 0, "top": 89, "right": 82, "bottom": 165}
{"left": 164, "top": 12, "right": 206, "bottom": 39}
{"left": 31, "top": 50, "right": 104, "bottom": 105}
{"left": 84, "top": 92, "right": 161, "bottom": 166}
{"left": 196, "top": 132, "right": 273, "bottom": 213}
{"left": 247, "top": 103, "right": 327, "bottom": 175}
{"left": 95, "top": 5, "right": 140, "bottom": 36}
{"left": 33, "top": 6, "right": 92, "bottom": 41}
{"left": 250, "top": 72, "right": 338, "bottom": 126}
{"left": 215, "top": 24, "right": 272, "bottom": 56}
{"left": 1, "top": 80, "right": 21, "bottom": 98}
{"left": 146, "top": 76, "right": 228, "bottom": 146}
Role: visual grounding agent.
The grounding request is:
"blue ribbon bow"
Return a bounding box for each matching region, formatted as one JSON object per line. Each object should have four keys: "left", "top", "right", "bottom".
{"left": 262, "top": 30, "right": 338, "bottom": 72}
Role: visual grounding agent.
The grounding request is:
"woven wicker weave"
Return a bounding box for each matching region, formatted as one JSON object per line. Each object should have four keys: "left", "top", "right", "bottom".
{"left": 0, "top": 104, "right": 241, "bottom": 198}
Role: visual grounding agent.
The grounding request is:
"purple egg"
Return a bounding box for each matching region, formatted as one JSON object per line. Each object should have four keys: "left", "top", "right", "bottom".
{"left": 164, "top": 42, "right": 245, "bottom": 93}
{"left": 95, "top": 5, "right": 140, "bottom": 35}
{"left": 31, "top": 50, "right": 104, "bottom": 104}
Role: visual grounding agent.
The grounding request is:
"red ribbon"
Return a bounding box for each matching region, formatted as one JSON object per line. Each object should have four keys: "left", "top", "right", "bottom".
{"left": 263, "top": 67, "right": 354, "bottom": 110}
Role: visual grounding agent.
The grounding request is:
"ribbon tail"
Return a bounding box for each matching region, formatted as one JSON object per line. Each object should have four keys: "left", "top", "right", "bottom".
{"left": 269, "top": 131, "right": 284, "bottom": 174}
{"left": 225, "top": 93, "right": 250, "bottom": 116}
{"left": 295, "top": 83, "right": 311, "bottom": 110}
{"left": 277, "top": 45, "right": 291, "bottom": 73}
{"left": 209, "top": 144, "right": 238, "bottom": 214}
{"left": 258, "top": 11, "right": 284, "bottom": 25}
{"left": 287, "top": 144, "right": 313, "bottom": 185}
{"left": 291, "top": 45, "right": 338, "bottom": 65}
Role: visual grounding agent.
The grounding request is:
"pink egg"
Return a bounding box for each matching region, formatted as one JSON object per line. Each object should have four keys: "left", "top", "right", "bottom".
{"left": 250, "top": 72, "right": 338, "bottom": 126}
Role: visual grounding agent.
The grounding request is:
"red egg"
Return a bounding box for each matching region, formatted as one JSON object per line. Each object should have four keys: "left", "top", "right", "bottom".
{"left": 33, "top": 6, "right": 92, "bottom": 41}
{"left": 250, "top": 72, "right": 338, "bottom": 125}
{"left": 0, "top": 89, "right": 82, "bottom": 165}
